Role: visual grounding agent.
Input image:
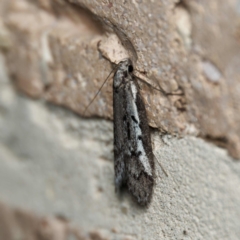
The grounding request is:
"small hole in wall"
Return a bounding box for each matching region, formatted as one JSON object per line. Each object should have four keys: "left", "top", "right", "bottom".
{"left": 175, "top": 0, "right": 190, "bottom": 11}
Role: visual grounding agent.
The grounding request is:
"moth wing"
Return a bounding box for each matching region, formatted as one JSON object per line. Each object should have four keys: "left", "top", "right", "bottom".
{"left": 125, "top": 80, "right": 155, "bottom": 205}
{"left": 113, "top": 83, "right": 128, "bottom": 191}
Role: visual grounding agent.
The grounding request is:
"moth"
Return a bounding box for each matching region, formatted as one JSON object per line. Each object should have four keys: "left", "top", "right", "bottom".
{"left": 113, "top": 58, "right": 155, "bottom": 205}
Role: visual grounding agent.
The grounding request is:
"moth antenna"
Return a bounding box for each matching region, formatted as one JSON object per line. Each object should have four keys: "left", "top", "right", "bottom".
{"left": 154, "top": 154, "right": 168, "bottom": 177}
{"left": 83, "top": 65, "right": 117, "bottom": 115}
{"left": 134, "top": 74, "right": 183, "bottom": 96}
{"left": 134, "top": 75, "right": 165, "bottom": 94}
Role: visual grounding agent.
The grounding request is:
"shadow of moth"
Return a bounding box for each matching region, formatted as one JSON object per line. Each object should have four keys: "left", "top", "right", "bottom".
{"left": 113, "top": 59, "right": 154, "bottom": 206}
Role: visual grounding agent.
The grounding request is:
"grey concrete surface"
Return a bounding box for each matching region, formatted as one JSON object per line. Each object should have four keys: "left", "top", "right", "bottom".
{"left": 1, "top": 53, "right": 240, "bottom": 239}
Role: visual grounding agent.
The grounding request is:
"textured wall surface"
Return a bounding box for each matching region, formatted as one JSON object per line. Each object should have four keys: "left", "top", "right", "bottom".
{"left": 1, "top": 0, "right": 240, "bottom": 239}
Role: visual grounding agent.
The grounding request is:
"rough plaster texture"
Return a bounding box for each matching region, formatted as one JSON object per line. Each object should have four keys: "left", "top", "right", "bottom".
{"left": 2, "top": 0, "right": 240, "bottom": 158}
{"left": 1, "top": 0, "right": 240, "bottom": 239}
{"left": 1, "top": 54, "right": 240, "bottom": 239}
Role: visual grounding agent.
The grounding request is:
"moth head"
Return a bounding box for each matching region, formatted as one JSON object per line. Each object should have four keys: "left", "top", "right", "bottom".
{"left": 118, "top": 58, "right": 133, "bottom": 74}
{"left": 113, "top": 58, "right": 134, "bottom": 88}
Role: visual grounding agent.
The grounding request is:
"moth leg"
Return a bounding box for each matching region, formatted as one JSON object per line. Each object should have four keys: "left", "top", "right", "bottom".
{"left": 153, "top": 154, "right": 168, "bottom": 177}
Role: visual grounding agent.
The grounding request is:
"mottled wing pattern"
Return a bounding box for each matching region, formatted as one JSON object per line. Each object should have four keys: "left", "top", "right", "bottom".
{"left": 113, "top": 59, "right": 154, "bottom": 206}
{"left": 124, "top": 79, "right": 154, "bottom": 205}
{"left": 113, "top": 72, "right": 128, "bottom": 190}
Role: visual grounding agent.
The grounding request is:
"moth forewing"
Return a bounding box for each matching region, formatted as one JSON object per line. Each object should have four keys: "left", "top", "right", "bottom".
{"left": 113, "top": 58, "right": 155, "bottom": 205}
